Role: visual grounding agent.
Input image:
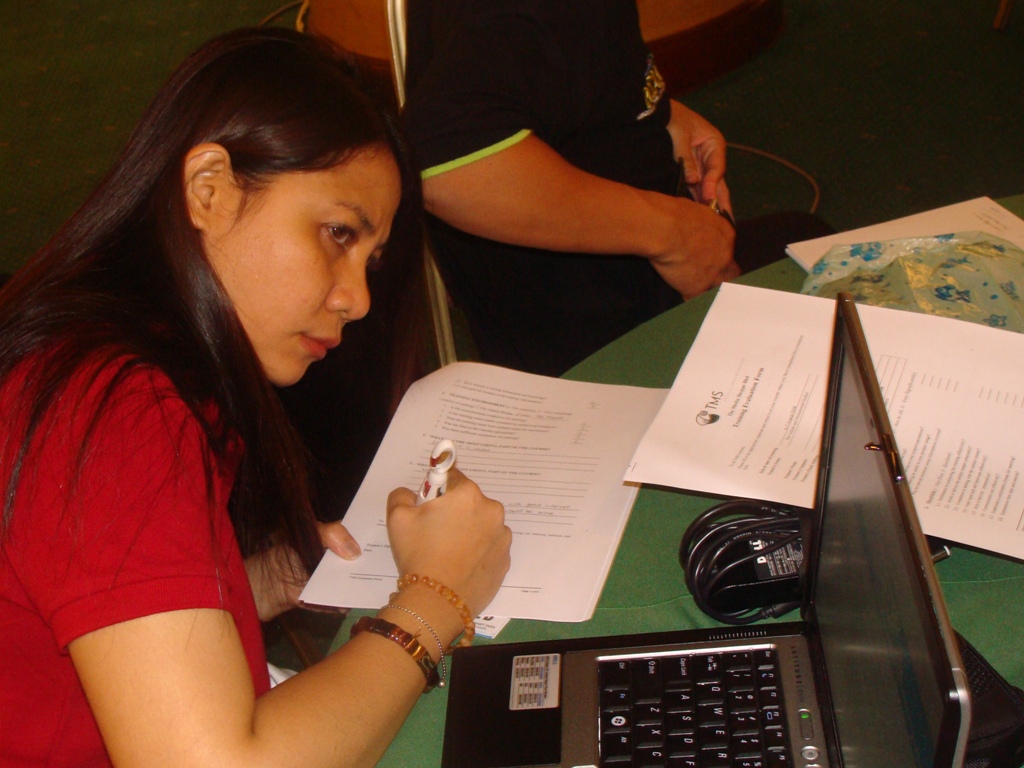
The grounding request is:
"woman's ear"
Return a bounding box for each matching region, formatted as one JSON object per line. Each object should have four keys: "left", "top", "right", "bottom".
{"left": 183, "top": 143, "right": 241, "bottom": 234}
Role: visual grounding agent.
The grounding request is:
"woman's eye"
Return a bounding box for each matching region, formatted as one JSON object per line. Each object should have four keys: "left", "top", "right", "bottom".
{"left": 327, "top": 225, "right": 355, "bottom": 248}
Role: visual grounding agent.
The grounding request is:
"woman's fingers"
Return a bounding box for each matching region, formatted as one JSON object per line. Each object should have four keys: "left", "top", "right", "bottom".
{"left": 317, "top": 520, "right": 361, "bottom": 560}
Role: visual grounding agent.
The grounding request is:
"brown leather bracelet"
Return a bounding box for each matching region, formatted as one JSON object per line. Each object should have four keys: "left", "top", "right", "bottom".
{"left": 350, "top": 616, "right": 441, "bottom": 693}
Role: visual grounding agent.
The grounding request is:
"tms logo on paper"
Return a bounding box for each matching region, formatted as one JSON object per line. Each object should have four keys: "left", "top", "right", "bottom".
{"left": 695, "top": 391, "right": 724, "bottom": 426}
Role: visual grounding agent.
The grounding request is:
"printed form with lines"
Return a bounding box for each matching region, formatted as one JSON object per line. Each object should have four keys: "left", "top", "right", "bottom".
{"left": 300, "top": 362, "right": 668, "bottom": 623}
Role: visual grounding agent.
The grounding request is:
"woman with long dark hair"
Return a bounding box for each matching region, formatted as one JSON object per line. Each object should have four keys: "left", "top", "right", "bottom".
{"left": 0, "top": 27, "right": 510, "bottom": 766}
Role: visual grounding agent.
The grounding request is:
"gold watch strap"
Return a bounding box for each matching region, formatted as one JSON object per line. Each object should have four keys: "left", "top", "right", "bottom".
{"left": 350, "top": 616, "right": 440, "bottom": 692}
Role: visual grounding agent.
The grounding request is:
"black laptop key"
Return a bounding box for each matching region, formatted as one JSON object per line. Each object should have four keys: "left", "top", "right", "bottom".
{"left": 602, "top": 730, "right": 633, "bottom": 759}
{"left": 696, "top": 723, "right": 728, "bottom": 748}
{"left": 604, "top": 687, "right": 633, "bottom": 708}
{"left": 631, "top": 658, "right": 663, "bottom": 702}
{"left": 696, "top": 701, "right": 726, "bottom": 726}
{"left": 723, "top": 651, "right": 752, "bottom": 670}
{"left": 634, "top": 722, "right": 666, "bottom": 749}
{"left": 764, "top": 728, "right": 788, "bottom": 750}
{"left": 732, "top": 732, "right": 763, "bottom": 756}
{"left": 726, "top": 667, "right": 755, "bottom": 686}
{"left": 695, "top": 681, "right": 726, "bottom": 703}
{"left": 730, "top": 711, "right": 760, "bottom": 735}
{"left": 602, "top": 710, "right": 632, "bottom": 734}
{"left": 759, "top": 687, "right": 781, "bottom": 708}
{"left": 753, "top": 649, "right": 776, "bottom": 668}
{"left": 663, "top": 688, "right": 696, "bottom": 710}
{"left": 602, "top": 660, "right": 632, "bottom": 690}
{"left": 666, "top": 710, "right": 696, "bottom": 732}
{"left": 729, "top": 689, "right": 758, "bottom": 712}
{"left": 693, "top": 653, "right": 722, "bottom": 682}
{"left": 663, "top": 655, "right": 693, "bottom": 690}
{"left": 761, "top": 707, "right": 784, "bottom": 730}
{"left": 667, "top": 732, "right": 698, "bottom": 752}
{"left": 699, "top": 746, "right": 731, "bottom": 767}
{"left": 634, "top": 746, "right": 668, "bottom": 767}
{"left": 634, "top": 702, "right": 664, "bottom": 724}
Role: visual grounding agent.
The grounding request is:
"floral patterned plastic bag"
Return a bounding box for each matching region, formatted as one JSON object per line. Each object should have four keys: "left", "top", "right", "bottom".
{"left": 801, "top": 231, "right": 1024, "bottom": 332}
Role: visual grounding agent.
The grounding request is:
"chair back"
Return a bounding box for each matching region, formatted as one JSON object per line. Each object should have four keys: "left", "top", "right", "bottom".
{"left": 386, "top": 0, "right": 458, "bottom": 367}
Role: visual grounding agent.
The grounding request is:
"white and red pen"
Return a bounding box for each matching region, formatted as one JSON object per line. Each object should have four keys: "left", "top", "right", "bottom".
{"left": 417, "top": 439, "right": 457, "bottom": 505}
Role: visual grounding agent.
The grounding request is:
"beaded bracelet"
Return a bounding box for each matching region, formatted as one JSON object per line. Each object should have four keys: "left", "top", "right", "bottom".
{"left": 381, "top": 604, "right": 448, "bottom": 688}
{"left": 350, "top": 616, "right": 440, "bottom": 693}
{"left": 392, "top": 573, "right": 475, "bottom": 648}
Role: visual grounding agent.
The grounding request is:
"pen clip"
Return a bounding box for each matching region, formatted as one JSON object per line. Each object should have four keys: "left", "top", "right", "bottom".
{"left": 418, "top": 439, "right": 457, "bottom": 505}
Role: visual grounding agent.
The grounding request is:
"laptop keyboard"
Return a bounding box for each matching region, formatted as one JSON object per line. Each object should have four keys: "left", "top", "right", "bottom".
{"left": 598, "top": 648, "right": 791, "bottom": 768}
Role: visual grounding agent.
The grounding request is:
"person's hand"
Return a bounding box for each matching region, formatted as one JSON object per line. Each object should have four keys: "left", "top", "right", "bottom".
{"left": 386, "top": 468, "right": 511, "bottom": 619}
{"left": 647, "top": 195, "right": 740, "bottom": 300}
{"left": 667, "top": 99, "right": 732, "bottom": 213}
{"left": 244, "top": 521, "right": 361, "bottom": 621}
{"left": 654, "top": 99, "right": 740, "bottom": 297}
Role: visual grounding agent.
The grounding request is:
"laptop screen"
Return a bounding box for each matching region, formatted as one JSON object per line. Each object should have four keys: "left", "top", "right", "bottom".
{"left": 808, "top": 297, "right": 967, "bottom": 767}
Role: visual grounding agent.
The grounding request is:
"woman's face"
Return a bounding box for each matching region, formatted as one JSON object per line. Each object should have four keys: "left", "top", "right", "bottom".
{"left": 202, "top": 149, "right": 402, "bottom": 387}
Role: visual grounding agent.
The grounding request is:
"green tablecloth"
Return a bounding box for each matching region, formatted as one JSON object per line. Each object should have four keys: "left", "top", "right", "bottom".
{"left": 344, "top": 195, "right": 1024, "bottom": 767}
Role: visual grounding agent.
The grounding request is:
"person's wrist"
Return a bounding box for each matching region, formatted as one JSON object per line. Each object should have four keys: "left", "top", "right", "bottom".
{"left": 350, "top": 616, "right": 442, "bottom": 692}
{"left": 631, "top": 188, "right": 684, "bottom": 262}
{"left": 376, "top": 603, "right": 453, "bottom": 689}
{"left": 379, "top": 583, "right": 466, "bottom": 651}
{"left": 390, "top": 573, "right": 477, "bottom": 648}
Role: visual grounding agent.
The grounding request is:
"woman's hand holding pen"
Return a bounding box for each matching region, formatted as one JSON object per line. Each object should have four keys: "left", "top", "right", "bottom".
{"left": 387, "top": 468, "right": 511, "bottom": 621}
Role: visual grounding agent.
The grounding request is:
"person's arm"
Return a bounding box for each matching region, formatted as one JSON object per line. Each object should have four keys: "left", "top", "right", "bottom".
{"left": 421, "top": 133, "right": 738, "bottom": 300}
{"left": 69, "top": 469, "right": 511, "bottom": 768}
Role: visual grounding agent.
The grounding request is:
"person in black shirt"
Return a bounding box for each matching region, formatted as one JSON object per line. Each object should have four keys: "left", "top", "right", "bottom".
{"left": 403, "top": 0, "right": 831, "bottom": 376}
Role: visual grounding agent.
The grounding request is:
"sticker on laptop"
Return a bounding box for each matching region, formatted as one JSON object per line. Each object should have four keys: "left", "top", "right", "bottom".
{"left": 509, "top": 654, "right": 561, "bottom": 710}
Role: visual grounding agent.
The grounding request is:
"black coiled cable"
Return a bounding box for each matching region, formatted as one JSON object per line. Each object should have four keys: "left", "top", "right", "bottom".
{"left": 679, "top": 499, "right": 804, "bottom": 625}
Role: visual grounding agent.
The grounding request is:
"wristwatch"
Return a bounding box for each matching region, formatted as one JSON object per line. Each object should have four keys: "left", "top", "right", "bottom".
{"left": 350, "top": 616, "right": 441, "bottom": 692}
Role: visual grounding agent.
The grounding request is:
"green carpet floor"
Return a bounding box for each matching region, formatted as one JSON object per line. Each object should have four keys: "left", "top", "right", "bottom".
{"left": 683, "top": 0, "right": 1024, "bottom": 231}
{"left": 0, "top": 0, "right": 298, "bottom": 276}
{"left": 2, "top": 0, "right": 1022, "bottom": 277}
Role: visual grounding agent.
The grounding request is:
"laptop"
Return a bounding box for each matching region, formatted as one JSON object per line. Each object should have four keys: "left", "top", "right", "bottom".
{"left": 441, "top": 294, "right": 971, "bottom": 768}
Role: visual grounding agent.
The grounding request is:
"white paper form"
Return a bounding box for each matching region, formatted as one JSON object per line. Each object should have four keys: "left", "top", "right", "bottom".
{"left": 299, "top": 362, "right": 668, "bottom": 622}
{"left": 856, "top": 302, "right": 1024, "bottom": 560}
{"left": 624, "top": 283, "right": 836, "bottom": 507}
{"left": 626, "top": 283, "right": 1024, "bottom": 561}
{"left": 786, "top": 197, "right": 1024, "bottom": 271}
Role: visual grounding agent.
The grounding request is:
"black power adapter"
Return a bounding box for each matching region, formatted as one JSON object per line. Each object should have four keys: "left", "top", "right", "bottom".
{"left": 679, "top": 499, "right": 806, "bottom": 625}
{"left": 702, "top": 533, "right": 803, "bottom": 613}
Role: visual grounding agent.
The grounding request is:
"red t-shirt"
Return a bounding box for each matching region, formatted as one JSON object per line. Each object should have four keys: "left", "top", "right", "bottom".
{"left": 0, "top": 356, "right": 269, "bottom": 765}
